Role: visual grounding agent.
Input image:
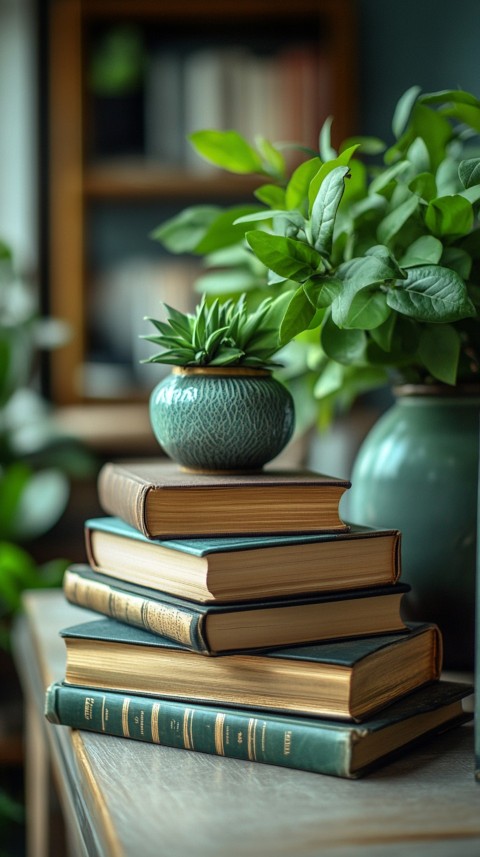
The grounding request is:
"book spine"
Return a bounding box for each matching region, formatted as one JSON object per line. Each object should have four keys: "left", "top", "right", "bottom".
{"left": 98, "top": 464, "right": 151, "bottom": 537}
{"left": 63, "top": 569, "right": 209, "bottom": 654}
{"left": 45, "top": 683, "right": 357, "bottom": 779}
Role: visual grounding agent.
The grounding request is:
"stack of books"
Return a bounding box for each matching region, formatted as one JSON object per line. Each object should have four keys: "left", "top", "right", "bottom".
{"left": 45, "top": 459, "right": 473, "bottom": 779}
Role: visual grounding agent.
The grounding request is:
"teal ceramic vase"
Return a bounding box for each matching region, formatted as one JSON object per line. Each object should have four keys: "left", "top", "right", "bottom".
{"left": 149, "top": 366, "right": 295, "bottom": 473}
{"left": 348, "top": 386, "right": 480, "bottom": 669}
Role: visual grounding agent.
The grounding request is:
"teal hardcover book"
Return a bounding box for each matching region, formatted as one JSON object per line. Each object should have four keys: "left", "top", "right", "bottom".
{"left": 44, "top": 680, "right": 473, "bottom": 780}
{"left": 84, "top": 516, "right": 401, "bottom": 603}
{"left": 59, "top": 613, "right": 441, "bottom": 721}
{"left": 64, "top": 564, "right": 409, "bottom": 655}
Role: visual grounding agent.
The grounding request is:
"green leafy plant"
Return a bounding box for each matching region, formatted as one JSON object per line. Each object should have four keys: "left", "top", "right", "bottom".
{"left": 0, "top": 241, "right": 93, "bottom": 646}
{"left": 142, "top": 291, "right": 293, "bottom": 369}
{"left": 151, "top": 87, "right": 480, "bottom": 426}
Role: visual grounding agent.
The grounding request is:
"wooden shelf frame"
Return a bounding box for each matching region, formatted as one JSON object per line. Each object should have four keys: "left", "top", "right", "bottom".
{"left": 47, "top": 0, "right": 358, "bottom": 406}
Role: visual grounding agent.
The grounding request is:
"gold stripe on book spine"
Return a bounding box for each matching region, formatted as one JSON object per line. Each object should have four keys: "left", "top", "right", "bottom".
{"left": 215, "top": 713, "right": 226, "bottom": 756}
{"left": 122, "top": 699, "right": 130, "bottom": 737}
{"left": 247, "top": 719, "right": 257, "bottom": 761}
{"left": 183, "top": 710, "right": 194, "bottom": 749}
{"left": 101, "top": 695, "right": 106, "bottom": 732}
{"left": 151, "top": 703, "right": 160, "bottom": 743}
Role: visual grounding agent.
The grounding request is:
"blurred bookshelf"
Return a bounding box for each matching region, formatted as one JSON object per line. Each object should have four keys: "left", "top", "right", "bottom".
{"left": 44, "top": 0, "right": 357, "bottom": 431}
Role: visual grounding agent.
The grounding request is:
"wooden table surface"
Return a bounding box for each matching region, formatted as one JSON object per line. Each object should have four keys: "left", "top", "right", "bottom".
{"left": 12, "top": 589, "right": 480, "bottom": 857}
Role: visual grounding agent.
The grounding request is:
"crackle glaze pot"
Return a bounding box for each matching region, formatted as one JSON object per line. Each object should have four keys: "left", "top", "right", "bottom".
{"left": 348, "top": 386, "right": 480, "bottom": 670}
{"left": 149, "top": 366, "right": 295, "bottom": 473}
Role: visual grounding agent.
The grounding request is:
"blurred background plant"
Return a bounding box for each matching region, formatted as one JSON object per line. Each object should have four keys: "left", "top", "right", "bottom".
{"left": 0, "top": 239, "right": 93, "bottom": 648}
{"left": 0, "top": 237, "right": 95, "bottom": 851}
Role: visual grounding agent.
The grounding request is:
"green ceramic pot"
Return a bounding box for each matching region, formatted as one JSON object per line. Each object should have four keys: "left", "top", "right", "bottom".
{"left": 348, "top": 386, "right": 480, "bottom": 670}
{"left": 149, "top": 366, "right": 295, "bottom": 473}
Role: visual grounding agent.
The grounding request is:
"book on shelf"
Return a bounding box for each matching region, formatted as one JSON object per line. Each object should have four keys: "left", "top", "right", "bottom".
{"left": 84, "top": 516, "right": 401, "bottom": 604}
{"left": 97, "top": 459, "right": 351, "bottom": 539}
{"left": 144, "top": 50, "right": 184, "bottom": 166}
{"left": 63, "top": 567, "right": 410, "bottom": 656}
{"left": 44, "top": 680, "right": 473, "bottom": 780}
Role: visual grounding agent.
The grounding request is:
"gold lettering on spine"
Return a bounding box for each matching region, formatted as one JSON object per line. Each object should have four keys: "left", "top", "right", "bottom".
{"left": 151, "top": 703, "right": 160, "bottom": 743}
{"left": 143, "top": 602, "right": 194, "bottom": 647}
{"left": 66, "top": 572, "right": 194, "bottom": 647}
{"left": 101, "top": 696, "right": 106, "bottom": 731}
{"left": 215, "top": 714, "right": 226, "bottom": 755}
{"left": 247, "top": 719, "right": 258, "bottom": 761}
{"left": 122, "top": 699, "right": 130, "bottom": 737}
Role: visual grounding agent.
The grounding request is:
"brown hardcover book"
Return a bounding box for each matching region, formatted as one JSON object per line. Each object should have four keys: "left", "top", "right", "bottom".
{"left": 97, "top": 459, "right": 350, "bottom": 538}
{"left": 84, "top": 517, "right": 401, "bottom": 604}
{"left": 59, "top": 617, "right": 442, "bottom": 722}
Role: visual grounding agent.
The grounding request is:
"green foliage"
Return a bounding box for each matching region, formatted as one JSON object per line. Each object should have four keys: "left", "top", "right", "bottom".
{"left": 142, "top": 292, "right": 292, "bottom": 369}
{"left": 0, "top": 245, "right": 93, "bottom": 640}
{"left": 151, "top": 87, "right": 480, "bottom": 424}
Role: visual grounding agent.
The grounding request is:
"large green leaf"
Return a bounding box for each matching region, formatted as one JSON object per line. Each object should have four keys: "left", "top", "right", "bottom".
{"left": 245, "top": 230, "right": 323, "bottom": 282}
{"left": 313, "top": 360, "right": 344, "bottom": 398}
{"left": 255, "top": 136, "right": 286, "bottom": 178}
{"left": 441, "top": 103, "right": 480, "bottom": 132}
{"left": 333, "top": 288, "right": 391, "bottom": 330}
{"left": 425, "top": 195, "right": 474, "bottom": 237}
{"left": 337, "top": 250, "right": 405, "bottom": 291}
{"left": 150, "top": 205, "right": 221, "bottom": 253}
{"left": 392, "top": 85, "right": 422, "bottom": 138}
{"left": 303, "top": 276, "right": 342, "bottom": 309}
{"left": 408, "top": 172, "right": 437, "bottom": 202}
{"left": 369, "top": 160, "right": 410, "bottom": 196}
{"left": 377, "top": 194, "right": 420, "bottom": 245}
{"left": 195, "top": 206, "right": 264, "bottom": 254}
{"left": 459, "top": 158, "right": 480, "bottom": 189}
{"left": 418, "top": 324, "right": 461, "bottom": 384}
{"left": 399, "top": 235, "right": 443, "bottom": 267}
{"left": 310, "top": 166, "right": 350, "bottom": 256}
{"left": 188, "top": 130, "right": 264, "bottom": 174}
{"left": 319, "top": 115, "right": 336, "bottom": 161}
{"left": 386, "top": 265, "right": 476, "bottom": 322}
{"left": 278, "top": 287, "right": 317, "bottom": 346}
{"left": 409, "top": 103, "right": 453, "bottom": 169}
{"left": 420, "top": 89, "right": 480, "bottom": 107}
{"left": 285, "top": 158, "right": 321, "bottom": 211}
{"left": 308, "top": 146, "right": 358, "bottom": 210}
{"left": 254, "top": 184, "right": 286, "bottom": 208}
{"left": 406, "top": 137, "right": 430, "bottom": 173}
{"left": 320, "top": 312, "right": 367, "bottom": 365}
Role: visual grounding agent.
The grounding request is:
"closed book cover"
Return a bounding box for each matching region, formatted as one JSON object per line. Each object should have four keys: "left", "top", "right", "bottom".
{"left": 84, "top": 516, "right": 401, "bottom": 603}
{"left": 97, "top": 459, "right": 350, "bottom": 538}
{"left": 44, "top": 680, "right": 473, "bottom": 779}
{"left": 63, "top": 565, "right": 409, "bottom": 657}
{"left": 59, "top": 611, "right": 440, "bottom": 721}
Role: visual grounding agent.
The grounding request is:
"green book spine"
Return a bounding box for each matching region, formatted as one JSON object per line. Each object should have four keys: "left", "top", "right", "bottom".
{"left": 45, "top": 683, "right": 355, "bottom": 778}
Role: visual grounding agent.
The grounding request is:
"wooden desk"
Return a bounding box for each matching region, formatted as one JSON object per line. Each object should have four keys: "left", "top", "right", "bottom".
{"left": 12, "top": 590, "right": 480, "bottom": 857}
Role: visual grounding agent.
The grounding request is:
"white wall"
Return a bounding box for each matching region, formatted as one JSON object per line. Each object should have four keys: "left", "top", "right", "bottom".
{"left": 0, "top": 0, "right": 37, "bottom": 276}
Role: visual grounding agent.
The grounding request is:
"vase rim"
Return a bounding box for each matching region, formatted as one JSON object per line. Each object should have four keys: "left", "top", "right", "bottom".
{"left": 172, "top": 365, "right": 271, "bottom": 377}
{"left": 393, "top": 383, "right": 480, "bottom": 398}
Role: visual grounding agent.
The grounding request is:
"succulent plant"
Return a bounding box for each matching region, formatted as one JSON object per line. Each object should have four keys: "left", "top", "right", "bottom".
{"left": 141, "top": 291, "right": 292, "bottom": 369}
